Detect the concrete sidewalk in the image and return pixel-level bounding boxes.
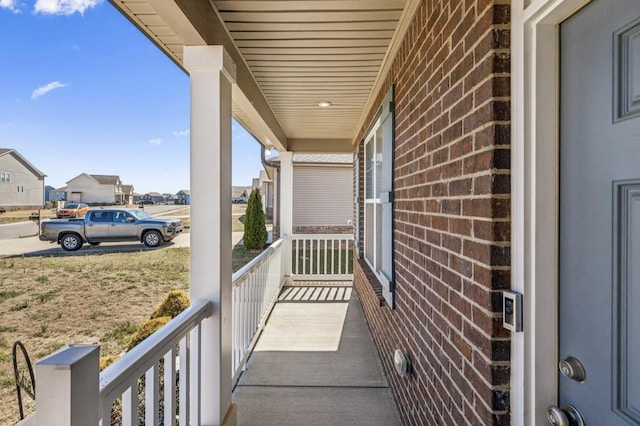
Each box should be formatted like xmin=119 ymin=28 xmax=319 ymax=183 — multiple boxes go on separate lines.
xmin=233 ymin=284 xmax=402 ymax=426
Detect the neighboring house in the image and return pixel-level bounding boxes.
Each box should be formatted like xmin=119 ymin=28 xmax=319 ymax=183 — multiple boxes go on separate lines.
xmin=176 ymin=189 xmax=190 ymax=205
xmin=140 ymin=192 xmax=165 ymax=204
xmin=231 ymin=186 xmax=250 ymax=203
xmin=44 ymin=185 xmax=54 ymax=202
xmin=65 ymin=174 xmax=124 ymax=205
xmin=132 ymin=193 xmax=142 ymax=204
xmin=121 ymin=185 xmax=134 ymax=205
xmin=49 ymin=186 xmax=67 ymax=202
xmin=163 ymin=193 xmax=176 ymax=204
xmin=0 ymin=148 xmax=46 ymax=208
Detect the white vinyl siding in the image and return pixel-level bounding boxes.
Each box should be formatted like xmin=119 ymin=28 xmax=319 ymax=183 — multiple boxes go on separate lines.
xmin=293 ymin=164 xmax=352 ymax=227
xmin=66 ymin=175 xmax=116 ymax=204
xmin=0 ymin=155 xmax=43 ymax=206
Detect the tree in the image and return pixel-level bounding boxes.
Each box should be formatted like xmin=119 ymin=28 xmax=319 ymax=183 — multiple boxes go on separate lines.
xmin=243 ymin=188 xmax=268 ymax=251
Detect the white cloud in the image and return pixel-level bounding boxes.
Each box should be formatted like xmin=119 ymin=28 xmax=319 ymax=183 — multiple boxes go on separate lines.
xmin=34 ymin=0 xmax=102 ymax=15
xmin=72 ymin=44 xmax=80 ymax=51
xmin=31 ymin=81 xmax=67 ymax=99
xmin=173 ymin=129 xmax=190 ymax=137
xmin=0 ymin=0 xmax=20 ymax=13
xmin=149 ymin=138 xmax=163 ymax=146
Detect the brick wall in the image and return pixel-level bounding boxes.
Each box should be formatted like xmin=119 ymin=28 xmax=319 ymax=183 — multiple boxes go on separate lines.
xmin=353 ymin=1 xmax=511 ymax=425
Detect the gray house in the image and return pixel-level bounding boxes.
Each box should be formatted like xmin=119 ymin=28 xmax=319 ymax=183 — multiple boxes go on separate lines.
xmin=176 ymin=189 xmax=190 ymax=205
xmin=0 ymin=148 xmax=46 ymax=208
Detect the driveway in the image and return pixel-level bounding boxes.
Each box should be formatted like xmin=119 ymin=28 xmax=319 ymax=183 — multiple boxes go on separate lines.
xmin=0 ymin=232 xmax=245 ymax=257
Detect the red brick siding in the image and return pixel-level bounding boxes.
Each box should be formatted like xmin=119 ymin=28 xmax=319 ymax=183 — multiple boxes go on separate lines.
xmin=353 ymin=1 xmax=510 ymax=425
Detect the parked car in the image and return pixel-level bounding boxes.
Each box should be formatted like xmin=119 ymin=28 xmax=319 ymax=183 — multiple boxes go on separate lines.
xmin=56 ymin=203 xmax=89 ymax=218
xmin=40 ymin=208 xmax=183 ymax=251
xmin=139 ymin=200 xmax=155 ymax=205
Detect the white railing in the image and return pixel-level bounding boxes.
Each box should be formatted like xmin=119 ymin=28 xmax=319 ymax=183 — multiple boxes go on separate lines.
xmin=98 ymin=299 xmax=213 ymax=426
xmin=25 ymin=300 xmax=212 ymax=426
xmin=231 ymin=237 xmax=285 ymax=384
xmin=291 ymin=234 xmax=353 ymax=281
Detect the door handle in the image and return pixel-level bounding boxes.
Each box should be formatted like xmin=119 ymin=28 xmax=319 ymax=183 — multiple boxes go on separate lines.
xmin=547 ymin=404 xmax=585 ymax=426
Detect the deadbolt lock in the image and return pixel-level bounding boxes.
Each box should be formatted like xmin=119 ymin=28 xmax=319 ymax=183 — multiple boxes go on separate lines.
xmin=559 ymin=356 xmax=586 ymax=382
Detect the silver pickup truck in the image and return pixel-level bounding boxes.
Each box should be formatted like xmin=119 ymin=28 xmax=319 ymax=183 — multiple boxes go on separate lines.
xmin=39 ymin=208 xmax=183 ymax=251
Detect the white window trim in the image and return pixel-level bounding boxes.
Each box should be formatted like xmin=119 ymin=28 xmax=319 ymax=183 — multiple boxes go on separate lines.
xmin=363 ymin=116 xmax=383 ymax=280
xmin=362 ymin=86 xmax=395 ymax=307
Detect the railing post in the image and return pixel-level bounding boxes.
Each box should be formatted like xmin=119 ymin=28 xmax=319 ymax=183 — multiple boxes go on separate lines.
xmin=35 ymin=345 xmax=99 ymax=426
xmin=279 ymin=151 xmax=293 ymax=281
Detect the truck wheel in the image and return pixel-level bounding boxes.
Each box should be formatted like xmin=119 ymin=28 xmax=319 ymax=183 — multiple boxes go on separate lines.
xmin=60 ymin=234 xmax=83 ymax=251
xmin=143 ymin=230 xmax=162 ymax=248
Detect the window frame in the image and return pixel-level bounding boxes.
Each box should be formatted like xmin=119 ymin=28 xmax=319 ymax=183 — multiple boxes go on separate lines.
xmin=362 ymin=86 xmax=395 ymax=307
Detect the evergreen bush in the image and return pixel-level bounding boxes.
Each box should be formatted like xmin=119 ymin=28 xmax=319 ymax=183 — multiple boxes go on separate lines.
xmin=243 ymin=188 xmax=268 ymax=251
xmin=151 ymin=289 xmax=190 ymax=319
xmin=127 ymin=316 xmax=171 ymax=350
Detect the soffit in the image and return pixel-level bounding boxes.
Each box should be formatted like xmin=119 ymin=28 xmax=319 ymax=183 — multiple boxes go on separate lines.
xmin=109 ymin=0 xmax=417 ymax=152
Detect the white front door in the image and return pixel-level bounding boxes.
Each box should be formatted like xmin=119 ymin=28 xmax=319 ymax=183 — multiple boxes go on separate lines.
xmin=559 ymin=0 xmax=640 ymax=424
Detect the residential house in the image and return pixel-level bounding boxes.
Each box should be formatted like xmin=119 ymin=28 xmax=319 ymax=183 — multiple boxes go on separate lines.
xmin=49 ymin=186 xmax=67 ymax=202
xmin=29 ymin=0 xmax=631 ymax=425
xmin=121 ymin=184 xmax=134 ymax=205
xmin=139 ymin=192 xmax=165 ymax=204
xmin=65 ymin=174 xmax=125 ymax=205
xmin=44 ymin=185 xmax=54 ymax=202
xmin=176 ymin=189 xmax=190 ymax=205
xmin=0 ymin=148 xmax=46 ymax=208
xmin=163 ymin=193 xmax=176 ymax=204
xmin=231 ymin=186 xmax=250 ymax=203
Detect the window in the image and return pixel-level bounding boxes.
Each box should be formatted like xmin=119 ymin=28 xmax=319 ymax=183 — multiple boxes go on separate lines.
xmin=16 ymin=186 xmax=24 ymax=192
xmin=363 ymin=86 xmax=395 ymax=307
xmin=0 ymin=171 xmax=10 ymax=183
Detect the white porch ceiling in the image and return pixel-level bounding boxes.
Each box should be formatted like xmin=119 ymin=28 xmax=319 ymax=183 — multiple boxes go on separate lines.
xmin=110 ymin=0 xmax=420 ymax=152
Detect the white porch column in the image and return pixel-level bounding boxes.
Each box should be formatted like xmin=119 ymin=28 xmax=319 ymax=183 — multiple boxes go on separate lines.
xmin=279 ymin=151 xmax=293 ymax=278
xmin=184 ymin=45 xmax=236 ymax=426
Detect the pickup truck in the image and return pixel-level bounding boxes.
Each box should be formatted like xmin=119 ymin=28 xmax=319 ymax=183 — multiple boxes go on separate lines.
xmin=39 ymin=208 xmax=183 ymax=251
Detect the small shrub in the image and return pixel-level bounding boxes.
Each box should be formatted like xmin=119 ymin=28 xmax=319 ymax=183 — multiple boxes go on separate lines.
xmin=243 ymin=188 xmax=268 ymax=251
xmin=127 ymin=316 xmax=171 ymax=351
xmin=100 ymin=354 xmax=121 ymax=371
xmin=36 ymin=275 xmax=49 ymax=284
xmin=151 ymin=290 xmax=189 ymax=319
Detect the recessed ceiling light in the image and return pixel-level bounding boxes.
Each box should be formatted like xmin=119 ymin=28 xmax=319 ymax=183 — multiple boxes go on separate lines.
xmin=318 ymin=101 xmax=331 ymax=108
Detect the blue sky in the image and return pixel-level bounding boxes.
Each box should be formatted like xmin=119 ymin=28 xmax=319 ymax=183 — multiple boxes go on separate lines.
xmin=0 ymin=0 xmax=264 ymax=194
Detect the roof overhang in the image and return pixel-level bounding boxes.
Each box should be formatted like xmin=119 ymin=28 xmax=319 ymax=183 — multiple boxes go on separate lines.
xmin=109 ymin=0 xmax=421 ymax=153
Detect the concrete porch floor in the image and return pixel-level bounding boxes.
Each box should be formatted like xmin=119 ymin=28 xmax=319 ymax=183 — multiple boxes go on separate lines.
xmin=233 ymin=283 xmax=402 ymax=426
